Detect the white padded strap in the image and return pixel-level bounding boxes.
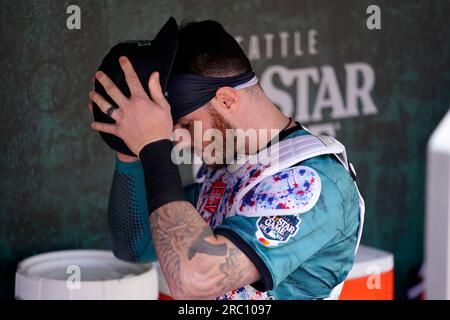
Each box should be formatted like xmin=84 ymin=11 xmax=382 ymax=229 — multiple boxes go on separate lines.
xmin=231 ymin=134 xmax=346 ymax=217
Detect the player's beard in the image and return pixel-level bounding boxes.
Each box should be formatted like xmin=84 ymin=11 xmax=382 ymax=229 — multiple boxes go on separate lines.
xmin=203 ymin=107 xmax=237 ymax=170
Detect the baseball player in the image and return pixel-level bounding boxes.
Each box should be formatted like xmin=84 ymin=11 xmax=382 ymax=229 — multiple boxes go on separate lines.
xmin=89 ymin=19 xmax=364 ymax=300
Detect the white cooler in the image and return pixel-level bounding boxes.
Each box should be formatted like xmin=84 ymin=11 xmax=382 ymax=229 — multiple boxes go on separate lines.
xmin=15 ymin=250 xmax=158 ymax=300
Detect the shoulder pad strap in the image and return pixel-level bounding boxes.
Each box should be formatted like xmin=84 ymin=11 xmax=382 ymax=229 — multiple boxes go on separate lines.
xmin=232 ymin=134 xmax=352 ymax=217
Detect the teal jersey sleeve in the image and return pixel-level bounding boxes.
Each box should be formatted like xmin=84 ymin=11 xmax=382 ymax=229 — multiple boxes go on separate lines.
xmin=214 ymin=154 xmax=360 ymax=299
xmin=108 ymin=157 xmax=202 ymax=263
xmin=108 ymin=159 xmax=156 ymax=263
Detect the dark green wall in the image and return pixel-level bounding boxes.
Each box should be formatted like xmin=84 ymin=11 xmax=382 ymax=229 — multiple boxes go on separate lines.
xmin=1 ymin=0 xmax=449 ymax=299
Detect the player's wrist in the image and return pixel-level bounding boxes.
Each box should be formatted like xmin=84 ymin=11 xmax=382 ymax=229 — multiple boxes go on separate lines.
xmin=139 ymin=139 xmax=186 ymax=215
xmin=116 ymin=152 xmax=139 ymax=163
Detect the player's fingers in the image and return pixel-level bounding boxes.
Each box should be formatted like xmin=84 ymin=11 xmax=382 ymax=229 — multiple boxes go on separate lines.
xmin=95 ymin=71 xmax=128 ymax=107
xmin=148 ymin=71 xmax=169 ymax=108
xmin=91 ymin=122 xmax=117 ymax=135
xmin=119 ymin=56 xmax=146 ymax=96
xmin=89 ymin=90 xmax=122 ymax=121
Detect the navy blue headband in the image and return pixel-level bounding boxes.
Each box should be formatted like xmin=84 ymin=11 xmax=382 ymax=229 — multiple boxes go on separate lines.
xmin=167 ymin=71 xmax=257 ymax=121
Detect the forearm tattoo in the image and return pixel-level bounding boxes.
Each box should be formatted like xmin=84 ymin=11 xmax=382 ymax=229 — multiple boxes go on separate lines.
xmin=150 ymin=201 xmax=259 ymax=299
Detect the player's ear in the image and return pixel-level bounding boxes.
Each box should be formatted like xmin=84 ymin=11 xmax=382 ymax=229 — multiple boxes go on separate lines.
xmin=213 ymin=87 xmax=239 ymax=112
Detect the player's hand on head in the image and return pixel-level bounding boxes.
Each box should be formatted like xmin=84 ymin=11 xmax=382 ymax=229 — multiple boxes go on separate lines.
xmin=88 ymin=97 xmax=139 ymax=162
xmin=89 ymin=56 xmax=174 ymax=156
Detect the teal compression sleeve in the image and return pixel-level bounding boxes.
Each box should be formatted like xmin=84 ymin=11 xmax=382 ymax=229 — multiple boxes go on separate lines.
xmin=107 ymin=158 xmax=157 ymax=263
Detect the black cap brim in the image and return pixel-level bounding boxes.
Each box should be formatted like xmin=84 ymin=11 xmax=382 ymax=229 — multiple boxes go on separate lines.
xmin=92 ymin=17 xmax=178 ymax=157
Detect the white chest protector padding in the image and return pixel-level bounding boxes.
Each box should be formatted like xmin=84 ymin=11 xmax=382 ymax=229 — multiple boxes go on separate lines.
xmin=230 ymin=134 xmax=345 ymax=217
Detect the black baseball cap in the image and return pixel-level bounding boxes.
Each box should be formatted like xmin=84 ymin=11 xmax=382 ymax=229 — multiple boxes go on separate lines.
xmin=92 ymin=17 xmax=178 ymax=156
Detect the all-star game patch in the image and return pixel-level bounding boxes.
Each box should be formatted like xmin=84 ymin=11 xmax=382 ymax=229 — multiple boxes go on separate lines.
xmin=255 ymin=215 xmax=301 ymax=247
